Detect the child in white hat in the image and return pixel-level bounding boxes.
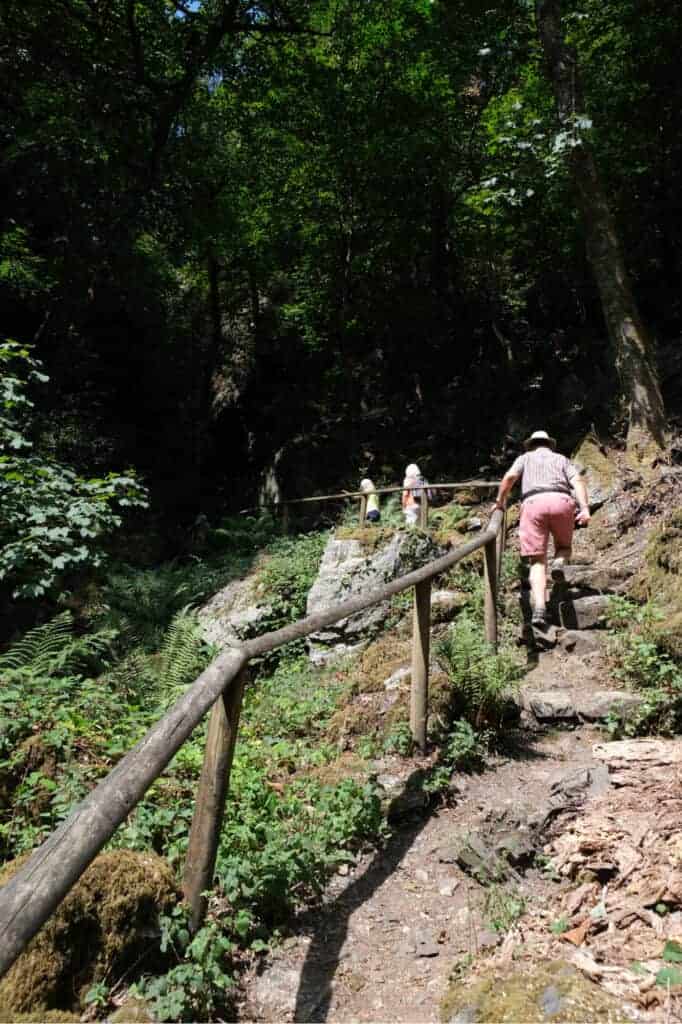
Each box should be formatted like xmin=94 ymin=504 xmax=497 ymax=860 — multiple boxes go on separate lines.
xmin=402 ymin=463 xmax=422 ymax=525
xmin=360 ymin=479 xmax=380 ymax=523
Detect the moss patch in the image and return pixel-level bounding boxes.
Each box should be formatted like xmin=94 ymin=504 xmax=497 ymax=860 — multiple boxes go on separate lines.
xmin=335 ymin=525 xmax=397 ymax=553
xmin=452 ymin=489 xmax=483 ymax=507
xmin=641 ymin=508 xmax=682 ymax=657
xmin=307 ymin=751 xmax=369 ymax=786
xmin=109 ymin=996 xmax=156 ymax=1022
xmin=0 ymin=850 xmax=178 ymax=1016
xmin=440 ymin=959 xmax=632 ymax=1023
xmin=572 ymin=437 xmax=619 ymax=505
xmin=0 ymin=1012 xmax=80 ymax=1023
xmin=352 ymin=634 xmax=413 ymax=693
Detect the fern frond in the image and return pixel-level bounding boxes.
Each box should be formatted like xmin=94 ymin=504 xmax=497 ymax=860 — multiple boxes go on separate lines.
xmin=0 ymin=611 xmax=74 ymax=673
xmin=158 ymin=610 xmax=210 ymax=695
xmin=0 ymin=611 xmax=115 ymax=677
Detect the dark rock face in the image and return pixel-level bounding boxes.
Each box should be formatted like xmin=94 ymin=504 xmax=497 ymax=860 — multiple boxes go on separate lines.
xmin=571 ymin=438 xmax=620 ymax=509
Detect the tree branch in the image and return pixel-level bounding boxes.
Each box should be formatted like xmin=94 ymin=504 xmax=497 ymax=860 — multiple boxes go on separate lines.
xmin=126 ymin=0 xmax=146 ymax=84
xmin=232 ymin=22 xmax=330 ymax=36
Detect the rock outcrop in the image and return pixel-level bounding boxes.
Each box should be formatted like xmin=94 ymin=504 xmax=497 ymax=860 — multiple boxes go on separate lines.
xmin=306 ymin=531 xmax=444 ymax=665
xmin=198 ymin=574 xmax=273 ymax=648
xmin=571 ymin=437 xmax=620 ymax=509
xmin=441 ymin=960 xmax=634 ymax=1023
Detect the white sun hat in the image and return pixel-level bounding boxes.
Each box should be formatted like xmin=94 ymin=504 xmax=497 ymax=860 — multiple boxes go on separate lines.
xmin=405 ymin=463 xmax=421 ymax=477
xmin=524 ymin=430 xmax=557 ymax=450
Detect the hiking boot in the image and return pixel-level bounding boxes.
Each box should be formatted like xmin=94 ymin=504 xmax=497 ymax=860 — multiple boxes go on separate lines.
xmin=550 ymin=557 xmax=567 ymax=582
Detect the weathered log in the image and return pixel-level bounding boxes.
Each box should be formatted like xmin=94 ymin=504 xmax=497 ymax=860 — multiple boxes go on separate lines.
xmin=484 ymin=537 xmax=498 ymax=650
xmin=411 ymin=580 xmax=432 ymax=750
xmin=183 ymin=668 xmax=249 ymax=931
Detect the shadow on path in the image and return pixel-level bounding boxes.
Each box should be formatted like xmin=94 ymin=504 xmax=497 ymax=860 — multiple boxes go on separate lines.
xmin=293 ymin=806 xmax=430 ymax=1022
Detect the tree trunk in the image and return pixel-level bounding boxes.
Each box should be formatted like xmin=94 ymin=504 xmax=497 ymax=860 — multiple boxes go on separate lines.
xmin=535 ymin=0 xmax=667 ymax=459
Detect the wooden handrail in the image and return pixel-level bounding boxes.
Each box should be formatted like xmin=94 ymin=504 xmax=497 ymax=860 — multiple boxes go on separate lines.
xmin=241 ymin=480 xmax=500 ymax=513
xmin=0 ymin=509 xmax=505 ymax=979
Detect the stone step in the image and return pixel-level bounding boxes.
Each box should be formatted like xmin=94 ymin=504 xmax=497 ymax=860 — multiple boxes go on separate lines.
xmin=558 ymin=594 xmax=611 ymax=629
xmin=521 ymin=688 xmax=642 ymax=723
xmin=520 ymin=623 xmax=603 ymax=653
xmin=558 ymin=629 xmax=602 ymax=655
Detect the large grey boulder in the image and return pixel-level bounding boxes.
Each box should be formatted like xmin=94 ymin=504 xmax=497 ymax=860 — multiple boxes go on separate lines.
xmin=198 ymin=575 xmax=273 ymax=648
xmin=306 ymin=531 xmax=444 ymax=665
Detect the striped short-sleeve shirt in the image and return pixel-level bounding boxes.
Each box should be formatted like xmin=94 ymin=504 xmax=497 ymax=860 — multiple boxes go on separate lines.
xmin=508 ymin=447 xmax=579 ymax=499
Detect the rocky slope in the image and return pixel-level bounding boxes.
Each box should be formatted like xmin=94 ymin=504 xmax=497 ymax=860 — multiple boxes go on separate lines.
xmin=235 ymin=448 xmax=682 ymax=1023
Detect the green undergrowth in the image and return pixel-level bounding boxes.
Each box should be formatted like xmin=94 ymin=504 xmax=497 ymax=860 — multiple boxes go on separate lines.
xmin=250 ymin=531 xmax=328 ymax=663
xmin=0 ymin=525 xmax=377 ymax=1020
xmin=605 ymin=595 xmax=682 ymax=737
xmin=0 ymin=520 xmax=524 ymax=1021
xmin=86 ymin=512 xmax=281 ymax=652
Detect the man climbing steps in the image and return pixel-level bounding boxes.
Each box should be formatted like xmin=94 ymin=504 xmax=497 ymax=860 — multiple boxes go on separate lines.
xmin=495 ymin=430 xmax=591 ymax=632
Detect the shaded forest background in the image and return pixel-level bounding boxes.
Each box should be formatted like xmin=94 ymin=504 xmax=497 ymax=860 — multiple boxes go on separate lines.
xmin=2 ymin=0 xmax=681 ymax=537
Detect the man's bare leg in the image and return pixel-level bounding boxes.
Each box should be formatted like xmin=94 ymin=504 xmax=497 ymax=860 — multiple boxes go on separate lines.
xmin=529 ymin=555 xmax=548 ymax=623
xmin=551 ymin=545 xmax=572 ymax=580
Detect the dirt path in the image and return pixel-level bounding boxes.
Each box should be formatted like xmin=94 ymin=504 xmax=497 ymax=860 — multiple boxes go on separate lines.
xmin=241 ymin=720 xmax=606 ymax=1023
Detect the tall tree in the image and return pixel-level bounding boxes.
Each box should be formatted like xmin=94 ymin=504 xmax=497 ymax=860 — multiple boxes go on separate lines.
xmin=535 ymin=0 xmax=667 ymax=459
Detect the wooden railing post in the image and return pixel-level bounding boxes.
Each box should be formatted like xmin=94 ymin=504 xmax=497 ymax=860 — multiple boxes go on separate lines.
xmin=359 ymin=495 xmax=367 ymax=523
xmin=496 ymin=507 xmax=507 ymax=580
xmin=410 ymin=579 xmax=431 ymax=751
xmin=419 ymin=490 xmax=429 ymax=529
xmin=484 ymin=538 xmax=498 ymax=651
xmin=183 ymin=667 xmax=249 ymax=932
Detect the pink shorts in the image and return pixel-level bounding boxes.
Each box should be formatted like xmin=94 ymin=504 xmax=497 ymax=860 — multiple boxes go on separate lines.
xmin=519 ymin=493 xmax=576 ymax=557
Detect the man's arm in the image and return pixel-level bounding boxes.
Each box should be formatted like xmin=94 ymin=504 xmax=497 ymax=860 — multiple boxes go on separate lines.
xmin=495 ymin=471 xmax=520 ymax=510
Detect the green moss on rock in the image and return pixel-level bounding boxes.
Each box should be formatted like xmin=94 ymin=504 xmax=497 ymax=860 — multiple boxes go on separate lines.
xmin=353 ymin=634 xmax=413 ymax=693
xmin=335 ymin=525 xmax=397 ymax=553
xmin=643 ymin=508 xmax=682 ymax=657
xmin=0 ymin=850 xmax=178 ymax=1016
xmin=571 ymin=438 xmax=619 ymax=508
xmin=109 ymin=996 xmax=156 ymax=1022
xmin=0 ymin=1012 xmax=80 ymax=1023
xmin=440 ymin=960 xmax=632 ymax=1023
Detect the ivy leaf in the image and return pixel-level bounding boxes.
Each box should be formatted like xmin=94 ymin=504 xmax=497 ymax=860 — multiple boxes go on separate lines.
xmin=655 ymin=966 xmax=682 ymax=987
xmin=662 ymin=941 xmax=682 ymax=963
